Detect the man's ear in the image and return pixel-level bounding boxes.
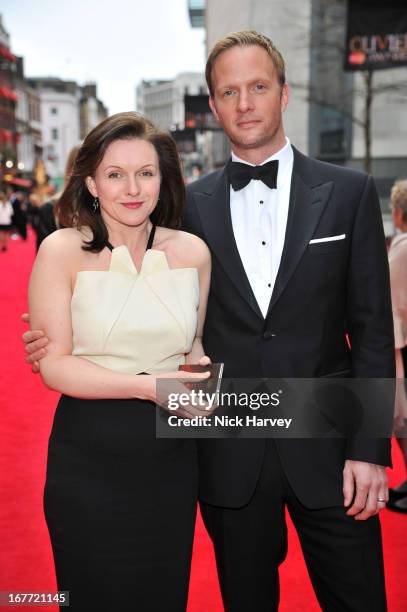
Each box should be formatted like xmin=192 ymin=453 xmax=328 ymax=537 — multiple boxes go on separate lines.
xmin=209 ymin=96 xmax=220 ymax=123
xmin=280 ymin=83 xmax=289 ymax=113
xmin=85 ymin=176 xmax=97 ymax=198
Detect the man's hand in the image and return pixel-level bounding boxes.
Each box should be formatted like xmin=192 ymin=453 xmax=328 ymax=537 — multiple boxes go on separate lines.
xmin=21 ymin=312 xmax=48 ymax=373
xmin=343 ymin=459 xmax=388 ymax=520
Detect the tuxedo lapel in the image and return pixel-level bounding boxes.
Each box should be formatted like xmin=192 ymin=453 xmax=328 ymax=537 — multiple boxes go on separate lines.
xmin=193 ymin=168 xmax=263 ymax=319
xmin=266 ymin=152 xmax=334 ymax=317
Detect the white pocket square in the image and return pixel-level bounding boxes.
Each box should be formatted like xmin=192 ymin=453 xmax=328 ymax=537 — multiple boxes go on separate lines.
xmin=309 ymin=234 xmax=346 ymax=244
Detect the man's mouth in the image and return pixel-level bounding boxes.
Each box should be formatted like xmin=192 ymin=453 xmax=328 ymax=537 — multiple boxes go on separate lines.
xmin=237 ymin=119 xmax=260 ymax=128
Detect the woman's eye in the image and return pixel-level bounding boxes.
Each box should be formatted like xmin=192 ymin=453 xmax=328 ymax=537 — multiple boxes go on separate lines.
xmin=140 ymin=170 xmax=153 ymax=176
xmin=108 ymin=172 xmax=121 ymax=179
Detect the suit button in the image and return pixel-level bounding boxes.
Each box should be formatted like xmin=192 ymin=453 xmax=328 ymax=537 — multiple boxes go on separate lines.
xmin=263 ymin=331 xmax=275 ymax=340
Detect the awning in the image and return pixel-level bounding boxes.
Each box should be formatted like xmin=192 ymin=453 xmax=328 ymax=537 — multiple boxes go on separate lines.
xmin=0 ymin=129 xmax=13 ymax=142
xmin=0 ymin=45 xmax=17 ymax=62
xmin=0 ymin=86 xmax=18 ymax=102
xmin=2 ymin=176 xmax=32 ymax=188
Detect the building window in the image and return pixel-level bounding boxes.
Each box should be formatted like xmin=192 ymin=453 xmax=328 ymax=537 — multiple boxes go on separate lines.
xmin=51 ymin=128 xmax=59 ymax=140
xmin=319 ymin=108 xmax=346 ymax=157
xmin=51 ymin=107 xmax=58 ymax=115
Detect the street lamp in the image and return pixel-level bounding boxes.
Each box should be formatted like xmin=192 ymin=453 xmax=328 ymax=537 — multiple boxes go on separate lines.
xmin=5 ymin=160 xmax=14 ymax=168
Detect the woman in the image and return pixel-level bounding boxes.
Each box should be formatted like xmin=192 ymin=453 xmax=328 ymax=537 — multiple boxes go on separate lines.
xmin=28 ymin=112 xmax=211 ymax=610
xmin=388 ymin=179 xmax=407 ymax=514
xmin=0 ymin=191 xmax=13 ymax=251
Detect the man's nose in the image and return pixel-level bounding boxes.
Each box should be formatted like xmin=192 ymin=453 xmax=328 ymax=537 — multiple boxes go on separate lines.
xmin=237 ymin=90 xmax=254 ymax=113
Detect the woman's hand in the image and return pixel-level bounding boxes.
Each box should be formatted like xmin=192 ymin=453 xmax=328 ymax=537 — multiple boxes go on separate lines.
xmin=197 ymin=355 xmax=212 ymax=366
xmin=140 ymin=369 xmax=213 ymax=418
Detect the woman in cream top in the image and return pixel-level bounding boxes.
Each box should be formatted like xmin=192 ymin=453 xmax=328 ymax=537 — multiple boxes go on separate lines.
xmin=28 ymin=113 xmax=212 ymax=611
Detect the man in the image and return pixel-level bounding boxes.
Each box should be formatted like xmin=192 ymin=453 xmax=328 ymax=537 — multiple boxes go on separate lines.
xmin=25 ymin=31 xmax=394 ymax=611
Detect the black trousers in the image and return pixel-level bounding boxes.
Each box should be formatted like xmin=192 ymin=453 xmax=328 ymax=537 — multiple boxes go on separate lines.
xmin=45 ymin=396 xmax=198 ymax=612
xmin=201 ymin=440 xmax=386 ymax=612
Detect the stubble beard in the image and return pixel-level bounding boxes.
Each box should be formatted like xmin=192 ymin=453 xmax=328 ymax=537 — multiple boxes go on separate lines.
xmin=229 ymin=120 xmax=282 ymax=153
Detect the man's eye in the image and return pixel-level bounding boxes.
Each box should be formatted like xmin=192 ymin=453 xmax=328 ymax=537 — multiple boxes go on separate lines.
xmin=254 ymin=83 xmax=266 ymax=91
xmin=223 ymin=90 xmax=234 ymax=97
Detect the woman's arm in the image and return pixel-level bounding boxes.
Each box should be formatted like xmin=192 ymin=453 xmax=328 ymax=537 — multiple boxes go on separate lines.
xmin=28 ymin=232 xmax=157 ymax=400
xmin=184 ymin=235 xmax=212 ymax=365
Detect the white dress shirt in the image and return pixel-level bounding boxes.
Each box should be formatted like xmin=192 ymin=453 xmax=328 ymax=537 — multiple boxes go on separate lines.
xmin=230 ymin=137 xmax=294 ymax=317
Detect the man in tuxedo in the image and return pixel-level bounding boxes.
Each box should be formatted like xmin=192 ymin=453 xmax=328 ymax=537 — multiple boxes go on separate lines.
xmin=182 ymin=31 xmax=394 ymax=611
xmin=24 ymin=31 xmax=394 ymax=612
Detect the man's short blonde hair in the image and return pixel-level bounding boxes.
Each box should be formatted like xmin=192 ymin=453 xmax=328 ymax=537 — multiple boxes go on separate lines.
xmin=205 ymin=30 xmax=286 ymax=97
xmin=391 ymin=179 xmax=407 ymax=222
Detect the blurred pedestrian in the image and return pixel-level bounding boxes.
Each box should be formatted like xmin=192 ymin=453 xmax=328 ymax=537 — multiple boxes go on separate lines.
xmin=35 ymin=146 xmax=80 ymax=250
xmin=10 ymin=189 xmax=28 ymax=240
xmin=388 ymin=179 xmax=407 ymax=514
xmin=27 ymin=193 xmax=42 ymax=238
xmin=0 ymin=191 xmax=13 ymax=251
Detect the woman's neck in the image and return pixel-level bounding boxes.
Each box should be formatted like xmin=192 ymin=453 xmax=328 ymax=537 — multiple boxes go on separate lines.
xmin=104 ymin=218 xmax=152 ymax=252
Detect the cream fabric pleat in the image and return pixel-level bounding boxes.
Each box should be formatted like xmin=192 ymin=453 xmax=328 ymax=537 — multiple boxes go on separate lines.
xmin=71 ymin=248 xmax=199 ymax=374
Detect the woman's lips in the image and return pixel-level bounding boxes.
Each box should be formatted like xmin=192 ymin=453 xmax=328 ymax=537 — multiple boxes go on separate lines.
xmin=122 ymin=202 xmax=143 ymax=209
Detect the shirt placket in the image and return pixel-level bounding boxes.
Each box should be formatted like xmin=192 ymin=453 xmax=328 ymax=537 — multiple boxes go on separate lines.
xmin=253 ymin=181 xmax=269 ymax=312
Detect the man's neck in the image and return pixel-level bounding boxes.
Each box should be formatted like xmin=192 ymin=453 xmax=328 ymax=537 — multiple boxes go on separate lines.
xmin=231 ymin=135 xmax=288 ymax=166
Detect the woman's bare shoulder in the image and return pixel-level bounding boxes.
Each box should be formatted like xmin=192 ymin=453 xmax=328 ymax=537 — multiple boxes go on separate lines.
xmin=158 ymin=227 xmax=211 ymax=267
xmin=36 ymin=228 xmax=89 ymax=265
xmin=40 ymin=227 xmax=91 ymax=250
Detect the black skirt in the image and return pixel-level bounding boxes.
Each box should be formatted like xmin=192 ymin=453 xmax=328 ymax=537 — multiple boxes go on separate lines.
xmin=44 ymin=395 xmax=198 ymax=612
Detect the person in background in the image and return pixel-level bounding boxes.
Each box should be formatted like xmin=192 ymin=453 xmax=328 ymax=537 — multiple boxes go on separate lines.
xmin=388 ymin=178 xmax=407 ymax=514
xmin=27 ymin=192 xmax=42 ymax=240
xmin=35 ymin=146 xmax=81 ymax=250
xmin=0 ymin=191 xmax=14 ymax=251
xmin=9 ymin=189 xmax=28 ymax=240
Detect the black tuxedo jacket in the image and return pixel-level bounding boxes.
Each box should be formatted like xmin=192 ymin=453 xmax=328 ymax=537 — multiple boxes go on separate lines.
xmin=184 ymin=147 xmax=395 ymax=509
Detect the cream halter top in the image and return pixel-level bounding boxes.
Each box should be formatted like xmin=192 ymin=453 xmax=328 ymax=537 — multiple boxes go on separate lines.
xmin=71 ymin=227 xmax=199 ymax=375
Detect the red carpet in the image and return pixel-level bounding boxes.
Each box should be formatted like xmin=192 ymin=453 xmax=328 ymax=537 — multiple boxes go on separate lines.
xmin=0 ymin=231 xmax=405 ymax=611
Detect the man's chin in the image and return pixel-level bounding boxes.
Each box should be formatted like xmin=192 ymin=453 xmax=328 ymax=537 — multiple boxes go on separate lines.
xmin=231 ymin=135 xmax=268 ymax=150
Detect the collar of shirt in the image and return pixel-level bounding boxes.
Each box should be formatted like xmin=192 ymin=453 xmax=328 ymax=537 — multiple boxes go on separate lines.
xmin=231 ymin=137 xmax=293 ymax=190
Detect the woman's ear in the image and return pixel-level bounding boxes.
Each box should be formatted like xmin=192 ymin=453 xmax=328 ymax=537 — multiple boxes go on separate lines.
xmin=85 ymin=176 xmax=97 ymax=198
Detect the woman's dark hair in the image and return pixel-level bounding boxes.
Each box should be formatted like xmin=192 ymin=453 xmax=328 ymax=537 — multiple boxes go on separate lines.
xmin=56 ymin=112 xmax=185 ymax=252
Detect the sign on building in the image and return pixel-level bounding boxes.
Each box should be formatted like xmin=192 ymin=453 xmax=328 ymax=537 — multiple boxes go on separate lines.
xmin=345 ymin=0 xmax=407 ymax=71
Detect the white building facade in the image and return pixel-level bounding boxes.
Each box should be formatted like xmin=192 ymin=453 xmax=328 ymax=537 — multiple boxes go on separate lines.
xmin=136 ymin=72 xmax=207 ymax=131
xmin=27 ymin=79 xmax=81 ymax=180
xmin=39 ymin=89 xmax=81 ymax=179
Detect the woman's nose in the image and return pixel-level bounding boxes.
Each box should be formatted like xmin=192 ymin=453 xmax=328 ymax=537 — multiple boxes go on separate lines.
xmin=126 ymin=176 xmax=141 ymax=195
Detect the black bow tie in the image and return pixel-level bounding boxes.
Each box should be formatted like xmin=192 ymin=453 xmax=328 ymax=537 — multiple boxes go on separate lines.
xmin=227 ymin=159 xmax=279 ymax=191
